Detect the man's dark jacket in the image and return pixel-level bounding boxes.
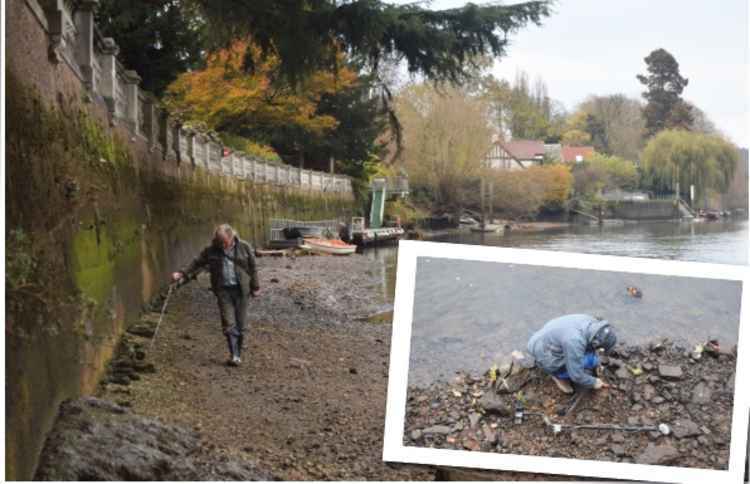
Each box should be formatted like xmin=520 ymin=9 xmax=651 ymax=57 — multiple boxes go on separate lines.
xmin=181 ymin=236 xmax=260 ymax=294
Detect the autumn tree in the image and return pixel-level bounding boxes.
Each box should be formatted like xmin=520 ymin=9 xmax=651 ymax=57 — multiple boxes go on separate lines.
xmin=637 ymin=48 xmax=693 ymax=138
xmin=483 ymin=71 xmax=565 ymax=142
xmin=491 ymin=165 xmax=573 ymax=218
xmin=396 ymin=84 xmax=492 ymax=213
xmin=164 ymin=41 xmax=374 ymax=171
xmin=560 ymin=111 xmax=591 ymax=146
xmin=576 ymin=94 xmax=645 ymax=161
xmin=641 ymin=130 xmax=738 ymax=204
xmin=527 ymin=164 xmax=574 ymax=211
xmin=491 ymin=170 xmax=546 ymax=219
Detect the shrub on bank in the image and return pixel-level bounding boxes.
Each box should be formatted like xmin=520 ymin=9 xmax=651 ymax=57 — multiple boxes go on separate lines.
xmin=385 ymin=199 xmax=428 ymax=229
xmin=490 ymin=165 xmax=573 ymax=219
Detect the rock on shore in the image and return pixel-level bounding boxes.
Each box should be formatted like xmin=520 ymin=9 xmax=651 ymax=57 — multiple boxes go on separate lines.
xmin=34 ymin=397 xmax=273 ymax=481
xmin=404 ymin=339 xmax=736 ymax=470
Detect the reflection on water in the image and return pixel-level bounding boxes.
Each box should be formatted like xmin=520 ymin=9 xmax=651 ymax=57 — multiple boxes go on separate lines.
xmin=432 ymin=219 xmax=749 ymax=266
xmin=364 ymin=219 xmax=749 ymax=305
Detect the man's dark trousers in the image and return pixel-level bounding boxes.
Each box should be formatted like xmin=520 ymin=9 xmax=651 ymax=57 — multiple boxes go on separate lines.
xmin=216 ymin=285 xmax=248 ymax=358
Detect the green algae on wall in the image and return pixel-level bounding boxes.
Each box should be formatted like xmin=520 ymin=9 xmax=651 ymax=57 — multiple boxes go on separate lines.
xmin=5 ymin=73 xmax=356 ymax=480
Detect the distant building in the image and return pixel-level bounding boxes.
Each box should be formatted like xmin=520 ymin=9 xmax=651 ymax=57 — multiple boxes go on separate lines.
xmin=485 ymin=139 xmax=597 ymax=169
xmin=601 ymin=189 xmax=650 ymax=201
xmin=560 ymin=146 xmax=595 ymax=163
xmin=484 ymin=139 xmax=545 ymax=170
xmin=544 ymin=143 xmax=561 ymax=161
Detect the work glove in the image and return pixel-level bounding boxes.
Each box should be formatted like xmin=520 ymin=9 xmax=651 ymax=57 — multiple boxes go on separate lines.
xmin=593 ymin=378 xmax=608 ymax=390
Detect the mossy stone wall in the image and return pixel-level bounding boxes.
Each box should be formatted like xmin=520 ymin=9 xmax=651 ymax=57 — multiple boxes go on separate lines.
xmin=5 ymin=64 xmax=355 ymax=482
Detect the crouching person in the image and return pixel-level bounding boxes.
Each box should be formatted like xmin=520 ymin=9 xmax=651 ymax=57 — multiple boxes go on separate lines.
xmin=172 ymin=224 xmax=260 ymax=366
xmin=527 ymin=314 xmax=617 ymax=394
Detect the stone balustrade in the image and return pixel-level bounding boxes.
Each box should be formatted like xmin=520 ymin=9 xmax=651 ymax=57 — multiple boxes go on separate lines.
xmin=37 ymin=0 xmax=353 ymax=193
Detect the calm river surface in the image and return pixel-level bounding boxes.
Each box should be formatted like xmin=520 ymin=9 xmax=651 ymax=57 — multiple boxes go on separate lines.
xmin=362 ymin=219 xmax=748 ymax=386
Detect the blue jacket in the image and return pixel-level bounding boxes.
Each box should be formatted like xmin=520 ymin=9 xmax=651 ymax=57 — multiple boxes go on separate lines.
xmin=527 ymin=314 xmax=609 ymax=388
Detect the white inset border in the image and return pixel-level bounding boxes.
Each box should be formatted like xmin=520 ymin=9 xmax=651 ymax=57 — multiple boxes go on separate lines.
xmin=383 ymin=240 xmax=749 ymax=484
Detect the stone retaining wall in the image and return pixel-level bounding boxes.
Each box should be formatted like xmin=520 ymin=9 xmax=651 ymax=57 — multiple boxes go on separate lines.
xmin=6 ymin=1 xmax=357 ymax=479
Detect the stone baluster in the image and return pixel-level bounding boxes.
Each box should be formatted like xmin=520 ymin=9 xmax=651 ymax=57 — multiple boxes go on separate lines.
xmin=122 ymin=69 xmax=141 ymax=134
xmin=248 ymin=157 xmax=255 ymax=181
xmin=43 ymin=0 xmax=74 ymax=65
xmin=74 ymin=0 xmax=98 ymax=91
xmin=203 ymin=138 xmax=211 ymax=168
xmin=98 ymin=37 xmax=119 ymax=115
xmin=186 ymin=129 xmax=196 ymax=166
xmin=141 ymin=94 xmax=158 ymax=149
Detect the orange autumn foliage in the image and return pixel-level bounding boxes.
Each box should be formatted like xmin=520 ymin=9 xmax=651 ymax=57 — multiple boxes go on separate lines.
xmin=164 ymin=41 xmax=357 ymax=139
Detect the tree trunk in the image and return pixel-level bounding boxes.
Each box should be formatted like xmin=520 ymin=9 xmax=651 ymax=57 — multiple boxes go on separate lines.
xmin=480 ymin=177 xmax=486 ymax=227
xmin=488 ymin=179 xmax=494 ymax=224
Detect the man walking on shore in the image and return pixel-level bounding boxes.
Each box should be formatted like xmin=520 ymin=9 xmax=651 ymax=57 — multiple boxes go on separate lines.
xmin=527 ymin=314 xmax=617 ymax=394
xmin=172 ymin=224 xmax=260 ymax=366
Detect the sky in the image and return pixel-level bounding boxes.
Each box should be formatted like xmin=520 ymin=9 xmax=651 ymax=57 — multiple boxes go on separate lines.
xmin=390 ymin=0 xmax=749 ymax=146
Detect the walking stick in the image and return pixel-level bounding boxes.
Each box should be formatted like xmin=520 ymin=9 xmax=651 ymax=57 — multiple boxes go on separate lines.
xmin=149 ymin=282 xmax=176 ymax=351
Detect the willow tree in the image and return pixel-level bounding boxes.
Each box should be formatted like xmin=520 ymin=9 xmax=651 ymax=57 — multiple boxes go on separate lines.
xmin=641 ymin=130 xmax=738 ymax=204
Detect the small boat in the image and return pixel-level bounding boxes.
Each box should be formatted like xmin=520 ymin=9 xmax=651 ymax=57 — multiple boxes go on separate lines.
xmin=470 ymin=224 xmax=502 ymax=233
xmin=459 ymin=215 xmax=479 ymax=225
xmin=267 ymin=237 xmax=305 ymax=250
xmin=302 ymin=238 xmax=357 ymax=255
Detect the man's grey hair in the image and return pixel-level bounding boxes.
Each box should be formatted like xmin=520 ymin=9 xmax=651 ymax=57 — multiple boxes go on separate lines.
xmin=213 ymin=223 xmax=236 ymax=242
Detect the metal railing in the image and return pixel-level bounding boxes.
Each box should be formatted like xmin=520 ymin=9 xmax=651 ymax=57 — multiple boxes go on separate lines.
xmin=268 ymin=218 xmax=343 ymax=241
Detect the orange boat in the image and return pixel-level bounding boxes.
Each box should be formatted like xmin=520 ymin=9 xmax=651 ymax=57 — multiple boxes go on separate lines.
xmin=302 ymin=238 xmax=357 ymax=255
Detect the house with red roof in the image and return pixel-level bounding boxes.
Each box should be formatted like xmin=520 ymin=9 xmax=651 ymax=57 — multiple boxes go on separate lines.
xmin=484 ymin=139 xmax=545 ymax=170
xmin=484 ymin=138 xmax=597 ymax=169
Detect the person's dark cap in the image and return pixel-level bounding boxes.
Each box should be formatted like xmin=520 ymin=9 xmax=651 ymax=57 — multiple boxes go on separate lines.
xmin=592 ymin=324 xmax=617 ymax=353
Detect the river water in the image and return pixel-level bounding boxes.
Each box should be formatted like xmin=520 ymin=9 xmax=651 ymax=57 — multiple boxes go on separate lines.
xmin=361 ymin=219 xmax=748 ymax=386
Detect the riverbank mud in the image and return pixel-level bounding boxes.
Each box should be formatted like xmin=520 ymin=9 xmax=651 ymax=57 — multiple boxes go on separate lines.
xmin=404 ymin=340 xmax=737 ymax=471
xmin=34 ymin=254 xmax=430 ymax=480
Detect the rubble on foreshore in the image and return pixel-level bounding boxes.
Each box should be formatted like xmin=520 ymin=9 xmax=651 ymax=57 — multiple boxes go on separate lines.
xmin=404 ymin=339 xmax=736 ymax=470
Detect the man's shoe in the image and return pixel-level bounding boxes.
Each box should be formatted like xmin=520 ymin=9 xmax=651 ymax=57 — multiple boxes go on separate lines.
xmin=551 ymin=376 xmax=574 ymax=394
xmin=227 ymin=356 xmax=241 ymax=367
